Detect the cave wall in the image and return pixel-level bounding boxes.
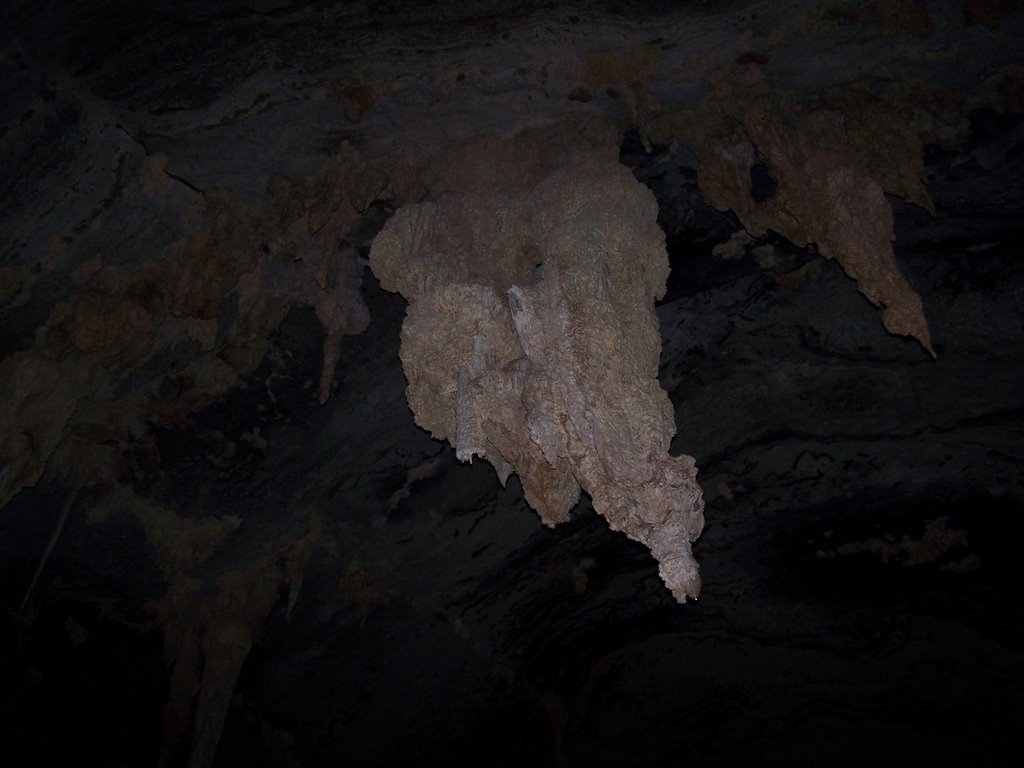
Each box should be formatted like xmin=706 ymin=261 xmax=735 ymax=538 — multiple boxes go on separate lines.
xmin=1 ymin=1 xmax=1023 ymax=766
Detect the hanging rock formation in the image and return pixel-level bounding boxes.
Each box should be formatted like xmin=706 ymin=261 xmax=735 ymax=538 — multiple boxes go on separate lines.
xmin=654 ymin=70 xmax=940 ymax=356
xmin=2 ymin=2 xmax=1022 ymax=764
xmin=0 ymin=145 xmax=372 ymax=512
xmin=370 ymin=136 xmax=705 ymax=601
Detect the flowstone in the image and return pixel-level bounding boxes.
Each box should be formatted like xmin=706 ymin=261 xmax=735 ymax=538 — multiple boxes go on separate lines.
xmin=370 ymin=143 xmax=705 ymax=601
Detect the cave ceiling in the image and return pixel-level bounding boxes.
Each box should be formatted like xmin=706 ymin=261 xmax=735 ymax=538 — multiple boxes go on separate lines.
xmin=1 ymin=1 xmax=1023 ymax=766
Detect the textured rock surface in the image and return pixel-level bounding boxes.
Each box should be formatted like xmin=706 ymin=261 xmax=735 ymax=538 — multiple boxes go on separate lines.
xmin=371 ymin=136 xmax=705 ymax=600
xmin=0 ymin=145 xmax=372 ymax=511
xmin=1 ymin=1 xmax=1023 ymax=766
xmin=654 ymin=69 xmax=941 ymax=355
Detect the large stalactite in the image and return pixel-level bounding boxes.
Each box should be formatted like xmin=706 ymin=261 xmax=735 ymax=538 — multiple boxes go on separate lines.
xmin=370 ymin=133 xmax=705 ymax=601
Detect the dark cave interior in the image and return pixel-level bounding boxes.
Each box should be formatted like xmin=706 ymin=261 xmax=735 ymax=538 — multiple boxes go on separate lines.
xmin=2 ymin=1 xmax=1024 ymax=766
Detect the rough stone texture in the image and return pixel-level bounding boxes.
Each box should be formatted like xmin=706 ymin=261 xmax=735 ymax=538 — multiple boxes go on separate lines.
xmin=654 ymin=69 xmax=940 ymax=356
xmin=0 ymin=143 xmax=372 ymax=512
xmin=136 ymin=498 xmax=323 ymax=767
xmin=371 ymin=139 xmax=705 ymax=601
xmin=1 ymin=1 xmax=1023 ymax=765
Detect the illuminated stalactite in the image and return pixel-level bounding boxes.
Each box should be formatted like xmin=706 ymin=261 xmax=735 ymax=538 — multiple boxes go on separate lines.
xmin=370 ymin=141 xmax=705 ymax=601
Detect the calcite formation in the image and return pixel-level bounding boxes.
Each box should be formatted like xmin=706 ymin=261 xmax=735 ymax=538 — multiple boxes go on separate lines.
xmin=134 ymin=495 xmax=325 ymax=767
xmin=655 ymin=71 xmax=939 ymax=356
xmin=370 ymin=141 xmax=705 ymax=601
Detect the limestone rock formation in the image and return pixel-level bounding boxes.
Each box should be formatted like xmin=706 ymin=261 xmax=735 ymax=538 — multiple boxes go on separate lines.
xmin=655 ymin=70 xmax=940 ymax=356
xmin=2 ymin=2 xmax=1022 ymax=764
xmin=370 ymin=139 xmax=705 ymax=601
xmin=0 ymin=146 xmax=372 ymax=512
